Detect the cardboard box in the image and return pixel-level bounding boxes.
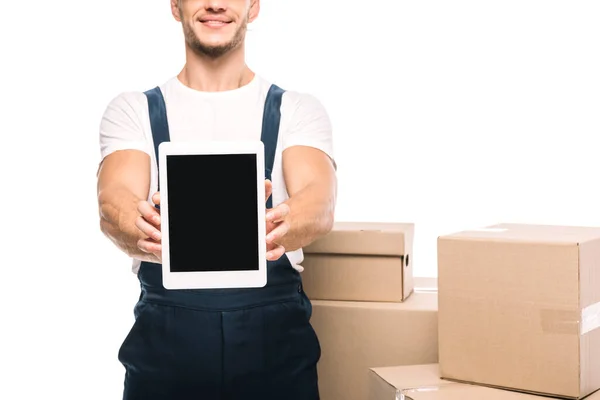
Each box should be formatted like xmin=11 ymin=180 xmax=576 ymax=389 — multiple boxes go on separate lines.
xmin=437 ymin=223 xmax=600 ymax=399
xmin=311 ymin=290 xmax=438 ymax=400
xmin=369 ymin=364 xmax=600 ymax=399
xmin=301 ymin=222 xmax=414 ymax=302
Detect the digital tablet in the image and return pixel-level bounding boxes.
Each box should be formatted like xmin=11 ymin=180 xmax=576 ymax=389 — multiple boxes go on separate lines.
xmin=158 ymin=140 xmax=267 ymax=290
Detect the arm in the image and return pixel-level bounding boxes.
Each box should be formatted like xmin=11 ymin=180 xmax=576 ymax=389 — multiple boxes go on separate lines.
xmin=264 ymin=92 xmax=337 ymax=253
xmin=96 ymin=91 xmax=159 ymax=262
xmin=269 ymin=145 xmax=337 ymax=252
xmin=97 ymin=149 xmax=157 ymax=262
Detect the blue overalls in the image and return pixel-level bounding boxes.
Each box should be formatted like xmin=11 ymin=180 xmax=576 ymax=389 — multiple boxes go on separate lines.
xmin=117 ymin=84 xmax=321 ymax=400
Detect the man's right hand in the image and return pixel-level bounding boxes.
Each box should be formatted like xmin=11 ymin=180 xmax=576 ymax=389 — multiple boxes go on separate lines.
xmin=136 ymin=192 xmax=162 ymax=263
xmin=264 ymin=179 xmax=288 ymax=261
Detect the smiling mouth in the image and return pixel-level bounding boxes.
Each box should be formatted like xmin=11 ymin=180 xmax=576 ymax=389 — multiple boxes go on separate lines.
xmin=199 ymin=18 xmax=232 ymax=27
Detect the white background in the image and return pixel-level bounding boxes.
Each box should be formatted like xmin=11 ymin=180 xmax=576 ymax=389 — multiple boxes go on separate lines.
xmin=2 ymin=0 xmax=599 ymax=398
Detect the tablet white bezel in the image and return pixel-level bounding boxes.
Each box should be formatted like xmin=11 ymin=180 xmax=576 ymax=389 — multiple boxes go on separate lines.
xmin=158 ymin=140 xmax=267 ymax=290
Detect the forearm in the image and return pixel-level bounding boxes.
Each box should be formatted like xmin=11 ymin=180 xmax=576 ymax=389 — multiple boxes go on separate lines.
xmin=98 ymin=186 xmax=152 ymax=261
xmin=276 ymin=182 xmax=335 ymax=252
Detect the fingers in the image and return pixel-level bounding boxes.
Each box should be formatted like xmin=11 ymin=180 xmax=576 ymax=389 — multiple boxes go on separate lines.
xmin=267 ymin=244 xmax=285 ymax=261
xmin=136 ymin=198 xmax=161 ymax=241
xmin=138 ymin=200 xmax=161 ymax=226
xmin=265 ymin=179 xmax=272 ymax=203
xmin=265 ymin=202 xmax=290 ymax=261
xmin=266 ymin=220 xmax=289 ymax=245
xmin=136 ymin=214 xmax=162 ymax=241
xmin=266 ymin=203 xmax=290 ymax=223
xmin=266 ymin=212 xmax=289 ymax=261
xmin=137 ymin=238 xmax=162 ymax=255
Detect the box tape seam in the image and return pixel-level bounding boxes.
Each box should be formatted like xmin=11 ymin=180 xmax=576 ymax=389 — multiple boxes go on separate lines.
xmin=540 ymin=308 xmax=580 ymax=335
xmin=581 ymin=301 xmax=600 ymax=335
xmin=540 ymin=301 xmax=600 ymax=335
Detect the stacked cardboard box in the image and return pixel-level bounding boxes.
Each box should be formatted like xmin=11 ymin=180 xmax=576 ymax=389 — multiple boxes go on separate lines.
xmin=301 ymin=222 xmax=439 ymax=400
xmin=436 ymin=223 xmax=600 ymax=399
xmin=368 ymin=223 xmax=600 ymax=400
xmin=302 ymin=221 xmax=415 ymax=302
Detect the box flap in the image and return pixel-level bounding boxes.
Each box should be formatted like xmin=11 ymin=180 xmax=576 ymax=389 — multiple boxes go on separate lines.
xmin=370 ymin=364 xmax=448 ymax=389
xmin=401 ymin=384 xmax=561 ymax=399
xmin=303 ymin=221 xmax=413 ymax=256
xmin=368 ymin=364 xmax=574 ymax=399
xmin=441 ymin=223 xmax=600 ymax=245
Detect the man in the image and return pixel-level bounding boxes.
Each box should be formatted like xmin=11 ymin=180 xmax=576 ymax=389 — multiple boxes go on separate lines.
xmin=96 ymin=0 xmax=337 ymax=399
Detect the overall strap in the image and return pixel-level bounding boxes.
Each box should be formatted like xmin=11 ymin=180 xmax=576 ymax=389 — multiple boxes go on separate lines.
xmin=143 ymin=84 xmax=285 ymax=206
xmin=260 ymin=84 xmax=285 ymax=209
xmin=144 ymin=86 xmax=171 ymax=192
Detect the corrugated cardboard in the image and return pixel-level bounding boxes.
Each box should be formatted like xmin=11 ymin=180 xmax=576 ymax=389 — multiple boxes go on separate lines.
xmin=311 ymin=290 xmax=438 ymax=400
xmin=368 ymin=364 xmax=600 ymax=400
xmin=437 ymin=223 xmax=600 ymax=399
xmin=301 ymin=222 xmax=414 ymax=302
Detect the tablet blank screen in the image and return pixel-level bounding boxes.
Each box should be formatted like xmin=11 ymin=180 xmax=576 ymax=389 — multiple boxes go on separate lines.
xmin=165 ymin=153 xmax=260 ymax=272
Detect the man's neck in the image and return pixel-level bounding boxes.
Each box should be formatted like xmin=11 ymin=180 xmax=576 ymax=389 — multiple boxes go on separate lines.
xmin=178 ymin=45 xmax=254 ymax=92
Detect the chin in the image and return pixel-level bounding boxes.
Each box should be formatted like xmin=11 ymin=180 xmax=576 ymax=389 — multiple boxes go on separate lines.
xmin=200 ymin=37 xmax=234 ymax=48
xmin=189 ymin=39 xmax=238 ymax=58
xmin=194 ymin=26 xmax=235 ymax=45
xmin=184 ymin=23 xmax=245 ymax=58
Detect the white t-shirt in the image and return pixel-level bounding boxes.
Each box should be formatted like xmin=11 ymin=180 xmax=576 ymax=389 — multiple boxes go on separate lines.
xmin=98 ymin=74 xmax=335 ymax=274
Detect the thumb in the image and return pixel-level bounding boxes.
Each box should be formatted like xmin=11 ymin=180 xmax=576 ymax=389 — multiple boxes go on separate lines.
xmin=265 ymin=179 xmax=272 ymax=202
xmin=152 ymin=192 xmax=160 ymax=206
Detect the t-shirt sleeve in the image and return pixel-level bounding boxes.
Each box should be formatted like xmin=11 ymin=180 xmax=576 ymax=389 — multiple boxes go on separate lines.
xmin=281 ymin=92 xmax=336 ymax=169
xmin=98 ymin=91 xmax=151 ymax=162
